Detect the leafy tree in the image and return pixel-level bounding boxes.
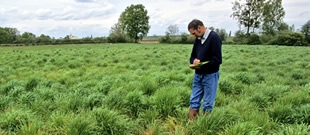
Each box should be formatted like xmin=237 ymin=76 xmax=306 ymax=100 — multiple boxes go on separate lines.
xmin=159 ymin=32 xmax=171 ymax=43
xmin=301 ymin=20 xmax=310 ymax=43
xmin=247 ymin=33 xmax=262 ymax=45
xmin=166 ymin=25 xmax=179 ymax=36
xmin=262 ymin=0 xmax=285 ymax=35
xmin=92 ymin=37 xmax=107 ymax=43
xmin=231 ymin=0 xmax=264 ymax=35
xmin=233 ymin=30 xmax=247 ymax=44
xmin=0 ymin=28 xmax=10 ymax=44
xmin=21 ymin=32 xmax=36 ymax=39
xmin=212 ymin=28 xmax=227 ymax=41
xmin=3 ymin=27 xmax=20 ymax=43
xmin=108 ymin=22 xmax=129 ymax=43
xmin=277 ymin=22 xmax=289 ymax=32
xmin=272 ymin=32 xmax=305 ymax=46
xmin=218 ymin=29 xmax=227 ymax=41
xmin=36 ymin=34 xmax=52 ymax=45
xmin=21 ymin=32 xmax=36 ymax=45
xmin=289 ymin=24 xmax=295 ymax=32
xmin=209 ymin=26 xmax=215 ymax=31
xmin=119 ymin=4 xmax=150 ymax=43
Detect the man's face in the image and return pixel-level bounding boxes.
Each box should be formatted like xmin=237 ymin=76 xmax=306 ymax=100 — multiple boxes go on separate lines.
xmin=189 ymin=26 xmax=203 ymax=38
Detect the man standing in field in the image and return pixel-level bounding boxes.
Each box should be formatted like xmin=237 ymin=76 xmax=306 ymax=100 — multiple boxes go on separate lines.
xmin=188 ymin=19 xmax=222 ymax=120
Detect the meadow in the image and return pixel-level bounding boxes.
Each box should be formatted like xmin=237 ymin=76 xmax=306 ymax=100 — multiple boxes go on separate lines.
xmin=0 ymin=44 xmax=310 ymax=134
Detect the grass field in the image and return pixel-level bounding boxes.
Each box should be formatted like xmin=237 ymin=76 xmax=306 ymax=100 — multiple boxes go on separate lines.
xmin=0 ymin=44 xmax=310 ymax=134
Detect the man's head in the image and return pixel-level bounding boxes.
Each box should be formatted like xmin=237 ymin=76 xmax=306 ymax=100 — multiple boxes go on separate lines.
xmin=188 ymin=19 xmax=206 ymax=38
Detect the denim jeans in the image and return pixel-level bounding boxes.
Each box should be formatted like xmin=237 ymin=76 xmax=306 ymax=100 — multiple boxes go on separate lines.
xmin=189 ymin=71 xmax=220 ymax=112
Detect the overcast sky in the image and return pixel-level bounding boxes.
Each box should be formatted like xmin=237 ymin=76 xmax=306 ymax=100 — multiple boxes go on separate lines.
xmin=0 ymin=0 xmax=309 ymax=38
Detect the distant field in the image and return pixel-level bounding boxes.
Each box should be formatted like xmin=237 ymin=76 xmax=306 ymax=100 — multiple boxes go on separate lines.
xmin=0 ymin=44 xmax=309 ymax=134
xmin=140 ymin=36 xmax=161 ymax=43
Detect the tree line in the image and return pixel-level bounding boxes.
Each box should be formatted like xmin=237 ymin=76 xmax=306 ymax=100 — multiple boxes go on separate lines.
xmin=229 ymin=0 xmax=309 ymax=46
xmin=160 ymin=0 xmax=309 ymax=46
xmin=0 ymin=1 xmax=309 ymax=46
xmin=0 ymin=28 xmax=109 ymax=46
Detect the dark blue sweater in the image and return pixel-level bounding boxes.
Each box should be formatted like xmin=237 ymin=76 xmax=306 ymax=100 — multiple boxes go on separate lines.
xmin=189 ymin=30 xmax=222 ymax=74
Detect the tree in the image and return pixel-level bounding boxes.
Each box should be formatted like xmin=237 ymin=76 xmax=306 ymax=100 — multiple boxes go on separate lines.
xmin=301 ymin=20 xmax=310 ymax=43
xmin=3 ymin=27 xmax=20 ymax=43
xmin=231 ymin=0 xmax=264 ymax=35
xmin=21 ymin=32 xmax=36 ymax=45
xmin=261 ymin=0 xmax=285 ymax=35
xmin=119 ymin=4 xmax=150 ymax=43
xmin=233 ymin=30 xmax=247 ymax=43
xmin=277 ymin=22 xmax=289 ymax=32
xmin=108 ymin=21 xmax=129 ymax=43
xmin=0 ymin=29 xmax=10 ymax=44
xmin=273 ymin=32 xmax=305 ymax=46
xmin=37 ymin=34 xmax=52 ymax=45
xmin=218 ymin=29 xmax=227 ymax=41
xmin=209 ymin=26 xmax=215 ymax=31
xmin=166 ymin=25 xmax=179 ymax=36
xmin=289 ymin=24 xmax=295 ymax=32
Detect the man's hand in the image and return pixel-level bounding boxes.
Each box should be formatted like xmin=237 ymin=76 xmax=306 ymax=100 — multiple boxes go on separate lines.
xmin=189 ymin=58 xmax=201 ymax=69
xmin=193 ymin=58 xmax=200 ymax=65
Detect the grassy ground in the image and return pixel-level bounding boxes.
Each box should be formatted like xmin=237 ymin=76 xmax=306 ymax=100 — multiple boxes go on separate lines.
xmin=0 ymin=44 xmax=310 ymax=134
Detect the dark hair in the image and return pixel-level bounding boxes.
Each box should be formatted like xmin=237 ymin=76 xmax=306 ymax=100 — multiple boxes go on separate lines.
xmin=188 ymin=19 xmax=204 ymax=30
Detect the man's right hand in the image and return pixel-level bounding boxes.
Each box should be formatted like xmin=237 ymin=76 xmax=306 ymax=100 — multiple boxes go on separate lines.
xmin=193 ymin=58 xmax=200 ymax=64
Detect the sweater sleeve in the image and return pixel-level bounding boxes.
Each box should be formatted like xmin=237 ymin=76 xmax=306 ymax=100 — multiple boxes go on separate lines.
xmin=189 ymin=40 xmax=198 ymax=64
xmin=202 ymin=33 xmax=222 ymax=69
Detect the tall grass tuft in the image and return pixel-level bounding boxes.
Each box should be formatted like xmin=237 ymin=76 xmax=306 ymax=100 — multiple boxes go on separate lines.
xmin=290 ymin=104 xmax=310 ymax=124
xmin=66 ymin=93 xmax=85 ymax=113
xmin=267 ymin=103 xmax=295 ymax=124
xmin=140 ymin=120 xmax=162 ymax=135
xmin=103 ymin=88 xmax=127 ymax=110
xmin=84 ymin=92 xmax=105 ymax=111
xmin=92 ymin=108 xmax=133 ymax=135
xmin=19 ymin=120 xmax=42 ymax=135
xmin=163 ymin=116 xmax=186 ymax=134
xmin=18 ymin=92 xmax=35 ymax=107
xmin=151 ymin=86 xmax=181 ymax=119
xmin=274 ymin=123 xmax=310 ymax=135
xmin=249 ymin=85 xmax=289 ymax=111
xmin=241 ymin=111 xmax=277 ymax=134
xmin=124 ymin=89 xmax=148 ymax=118
xmin=0 ymin=108 xmax=34 ymax=133
xmin=2 ymin=80 xmax=25 ymax=97
xmin=234 ymin=72 xmax=254 ymax=85
xmin=31 ymin=99 xmax=56 ymax=116
xmin=25 ymin=78 xmax=40 ymax=91
xmin=277 ymin=88 xmax=310 ymax=107
xmin=269 ymin=87 xmax=310 ymax=124
xmin=187 ymin=107 xmax=240 ymax=134
xmin=66 ymin=115 xmax=94 ymax=135
xmin=0 ymin=95 xmax=10 ymax=111
xmin=174 ymin=86 xmax=191 ymax=108
xmin=221 ymin=122 xmax=261 ymax=135
xmin=94 ymin=78 xmax=114 ymax=95
xmin=47 ymin=112 xmax=70 ymax=134
xmin=219 ymin=79 xmax=243 ymax=95
xmin=138 ymin=109 xmax=160 ymax=125
xmin=139 ymin=76 xmax=159 ymax=96
xmin=152 ymin=73 xmax=172 ymax=87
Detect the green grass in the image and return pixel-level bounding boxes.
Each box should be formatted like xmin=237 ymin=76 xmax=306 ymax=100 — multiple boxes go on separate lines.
xmin=0 ymin=44 xmax=310 ymax=134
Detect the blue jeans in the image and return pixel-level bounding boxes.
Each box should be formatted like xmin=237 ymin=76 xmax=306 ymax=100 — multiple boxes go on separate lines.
xmin=189 ymin=71 xmax=220 ymax=113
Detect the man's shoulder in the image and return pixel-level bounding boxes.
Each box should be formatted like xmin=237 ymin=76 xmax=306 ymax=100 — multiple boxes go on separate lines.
xmin=209 ymin=31 xmax=221 ymax=39
xmin=209 ymin=30 xmax=218 ymax=35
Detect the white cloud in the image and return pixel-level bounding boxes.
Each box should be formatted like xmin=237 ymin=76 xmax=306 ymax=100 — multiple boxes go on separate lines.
xmin=0 ymin=0 xmax=309 ymax=38
xmin=282 ymin=0 xmax=310 ymax=28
